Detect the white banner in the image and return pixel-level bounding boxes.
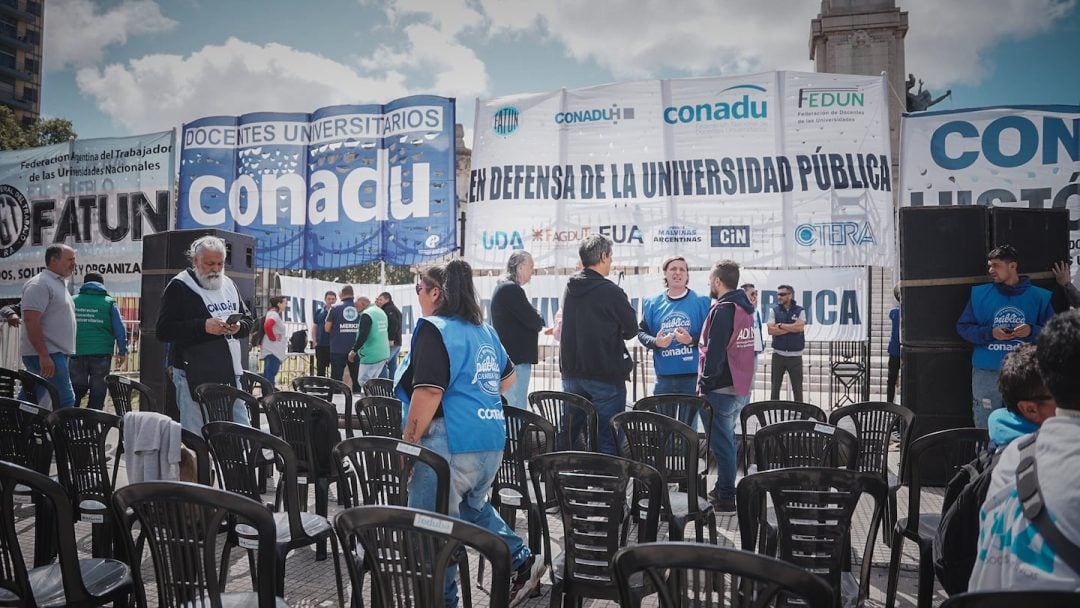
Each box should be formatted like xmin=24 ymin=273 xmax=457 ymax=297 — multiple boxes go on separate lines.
xmin=0 ymin=131 xmax=176 ymax=298
xmin=900 ymin=105 xmax=1080 ymax=282
xmin=276 ymin=266 xmax=867 ymax=345
xmin=466 ymin=71 xmax=894 ymax=270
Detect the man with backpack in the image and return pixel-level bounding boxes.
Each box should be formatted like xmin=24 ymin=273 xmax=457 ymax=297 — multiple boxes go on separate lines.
xmin=934 ymin=344 xmax=1057 ymax=593
xmin=968 ymin=309 xmax=1080 ymax=591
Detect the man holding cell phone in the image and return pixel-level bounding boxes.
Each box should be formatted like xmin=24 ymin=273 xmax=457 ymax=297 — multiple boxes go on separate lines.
xmin=957 ymin=245 xmax=1055 ymax=429
xmin=157 ymin=235 xmax=254 ymax=432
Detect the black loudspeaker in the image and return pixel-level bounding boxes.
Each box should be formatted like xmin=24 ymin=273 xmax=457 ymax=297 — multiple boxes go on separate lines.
xmin=902 ymin=345 xmax=974 ymax=486
xmin=140 ymin=229 xmax=256 ymax=422
xmin=900 ymin=207 xmax=990 ymax=346
xmin=991 ymin=207 xmax=1072 ymax=312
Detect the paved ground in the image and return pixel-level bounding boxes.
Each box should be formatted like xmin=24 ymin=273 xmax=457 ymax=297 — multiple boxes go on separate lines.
xmin=14 ymin=417 xmax=949 ymax=608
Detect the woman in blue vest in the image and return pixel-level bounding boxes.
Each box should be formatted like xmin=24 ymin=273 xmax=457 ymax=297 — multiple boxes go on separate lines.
xmin=396 ymin=259 xmax=545 ymax=607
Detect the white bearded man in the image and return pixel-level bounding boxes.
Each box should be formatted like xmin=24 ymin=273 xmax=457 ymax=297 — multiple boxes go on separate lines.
xmin=156 ymin=236 xmax=253 ymax=431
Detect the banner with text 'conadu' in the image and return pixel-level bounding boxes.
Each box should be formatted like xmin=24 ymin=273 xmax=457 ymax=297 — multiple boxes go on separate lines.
xmin=466 ymin=72 xmax=893 ymax=270
xmin=900 ymin=105 xmax=1080 ymax=283
xmin=177 ymin=96 xmax=457 ymax=270
xmin=0 ymin=131 xmax=175 ymax=298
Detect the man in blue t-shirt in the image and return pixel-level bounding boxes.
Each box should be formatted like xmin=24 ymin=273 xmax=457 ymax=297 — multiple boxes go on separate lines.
xmin=957 ymin=245 xmax=1054 ymax=429
xmin=312 ymin=290 xmax=336 ymax=377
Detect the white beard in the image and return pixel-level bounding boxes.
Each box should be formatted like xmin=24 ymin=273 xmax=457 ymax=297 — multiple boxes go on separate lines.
xmin=196 ymin=269 xmax=223 ymax=291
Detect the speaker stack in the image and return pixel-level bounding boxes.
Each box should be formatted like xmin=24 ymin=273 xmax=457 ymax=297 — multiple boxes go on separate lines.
xmin=899 ymin=206 xmax=1070 ymax=484
xmin=140 ymin=229 xmax=256 ymax=421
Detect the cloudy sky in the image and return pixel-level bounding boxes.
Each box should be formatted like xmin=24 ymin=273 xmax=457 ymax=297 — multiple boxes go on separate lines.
xmin=43 ymin=0 xmax=1080 ymax=142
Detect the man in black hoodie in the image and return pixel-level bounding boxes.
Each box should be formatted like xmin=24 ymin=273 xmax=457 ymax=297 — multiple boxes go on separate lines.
xmin=560 ymin=234 xmax=637 ymax=454
xmin=699 ymin=260 xmax=756 ymax=512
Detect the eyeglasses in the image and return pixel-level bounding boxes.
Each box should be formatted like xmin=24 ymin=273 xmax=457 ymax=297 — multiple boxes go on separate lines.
xmin=778 ymin=292 xmax=793 ymax=297
xmin=415 ymin=283 xmax=425 ymax=295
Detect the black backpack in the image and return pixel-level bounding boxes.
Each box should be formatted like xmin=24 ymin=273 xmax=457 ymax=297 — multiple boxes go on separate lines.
xmin=933 ymin=447 xmax=1001 ymax=595
xmin=288 ymin=329 xmax=308 ymax=353
xmin=249 ymin=314 xmax=266 ymax=348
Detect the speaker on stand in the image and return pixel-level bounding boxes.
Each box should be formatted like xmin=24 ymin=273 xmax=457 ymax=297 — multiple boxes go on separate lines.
xmin=140 ymin=229 xmax=256 ymax=421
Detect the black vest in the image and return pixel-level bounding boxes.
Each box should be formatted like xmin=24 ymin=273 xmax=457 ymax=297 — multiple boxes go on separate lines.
xmin=771 ymin=303 xmax=805 ymax=353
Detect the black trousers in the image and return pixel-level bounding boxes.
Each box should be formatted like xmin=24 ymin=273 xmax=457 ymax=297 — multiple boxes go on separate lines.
xmin=315 ymin=345 xmax=331 ymax=376
xmin=770 ymin=353 xmax=803 ymax=402
xmin=886 ymin=354 xmax=901 ymax=403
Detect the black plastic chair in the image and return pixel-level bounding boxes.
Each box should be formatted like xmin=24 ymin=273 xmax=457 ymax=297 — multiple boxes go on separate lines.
xmin=529 ymin=390 xmax=599 ymax=452
xmin=112 ymin=480 xmax=288 ymax=607
xmin=0 ymin=460 xmax=132 ymax=607
xmin=633 ymin=394 xmax=714 ymax=488
xmin=241 ymin=369 xmax=276 ymax=397
xmin=612 ymin=541 xmax=835 ymax=608
xmin=47 ymin=407 xmax=122 ymax=559
xmin=752 ymin=420 xmax=859 ymax=472
xmin=105 ymin=374 xmax=157 ymax=416
xmin=0 ymin=397 xmax=55 ymax=566
xmin=886 ymin=428 xmax=989 ymax=608
xmin=739 ymin=400 xmax=827 ymax=473
xmin=355 ymin=396 xmax=403 ymax=439
xmin=332 ymin=435 xmax=450 ymax=512
xmin=262 ymin=391 xmax=340 ymax=558
xmin=193 ymin=382 xmax=261 ymax=425
xmin=203 ymin=421 xmax=344 ymax=604
xmin=293 ymin=375 xmax=356 ymax=436
xmin=0 ymin=366 xmax=20 ymax=399
xmin=531 ymin=451 xmax=663 ymax=608
xmin=105 ymin=375 xmax=160 ymax=486
xmin=613 ymin=410 xmax=716 ymax=543
xmin=362 ymin=377 xmax=395 ymax=398
xmin=332 ymin=436 xmax=472 ymax=607
xmin=334 ymin=505 xmax=511 ymax=608
xmin=828 ymin=401 xmax=915 ymax=545
xmin=737 ymin=467 xmax=887 ymax=608
xmin=20 ymin=369 xmax=61 ymax=411
xmin=939 ymin=590 xmax=1080 ymax=608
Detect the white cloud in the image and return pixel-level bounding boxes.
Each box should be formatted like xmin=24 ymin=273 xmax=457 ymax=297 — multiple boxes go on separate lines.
xmin=45 ymin=0 xmax=177 ymax=70
xmin=75 ymin=38 xmax=410 ymax=133
xmin=905 ymin=0 xmax=1077 ymax=88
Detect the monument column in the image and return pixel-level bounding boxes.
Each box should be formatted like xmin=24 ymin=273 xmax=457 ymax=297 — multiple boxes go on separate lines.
xmin=810 ymin=0 xmax=907 ymax=183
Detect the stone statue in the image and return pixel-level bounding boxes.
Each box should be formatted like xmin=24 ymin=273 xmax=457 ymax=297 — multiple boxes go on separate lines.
xmin=906 ymin=73 xmax=952 ymax=112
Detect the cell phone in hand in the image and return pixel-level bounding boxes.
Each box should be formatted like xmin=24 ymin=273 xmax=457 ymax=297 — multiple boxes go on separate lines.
xmin=226 ymin=313 xmax=245 ymax=325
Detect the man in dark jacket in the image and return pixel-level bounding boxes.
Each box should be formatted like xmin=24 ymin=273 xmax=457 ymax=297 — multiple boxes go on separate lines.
xmin=560 ymin=234 xmax=637 ymax=454
xmin=157 ymin=236 xmax=253 ymax=432
xmin=492 ymin=250 xmax=545 ymax=408
xmin=699 ymin=260 xmax=755 ymax=512
xmin=376 ymin=291 xmax=403 ymax=379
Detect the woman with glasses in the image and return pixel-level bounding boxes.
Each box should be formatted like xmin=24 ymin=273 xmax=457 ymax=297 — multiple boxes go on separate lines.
xmin=394 ymin=258 xmax=546 ymax=607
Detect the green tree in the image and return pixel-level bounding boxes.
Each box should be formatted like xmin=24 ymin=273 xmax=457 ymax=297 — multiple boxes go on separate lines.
xmin=0 ymin=106 xmax=76 ymax=150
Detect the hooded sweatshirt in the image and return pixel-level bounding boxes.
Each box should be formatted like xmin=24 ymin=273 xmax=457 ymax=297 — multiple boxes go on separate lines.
xmin=559 ymin=268 xmax=638 ymax=382
xmin=987 ymin=407 xmax=1039 ymax=451
xmin=698 ymin=287 xmax=755 ymax=395
xmin=73 ymin=282 xmax=128 ymax=357
xmin=956 ymin=277 xmax=1054 ymax=370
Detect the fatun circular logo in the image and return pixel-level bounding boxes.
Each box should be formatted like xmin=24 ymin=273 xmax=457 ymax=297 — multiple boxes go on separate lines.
xmin=0 ymin=184 xmax=30 ymax=258
xmin=492 ymin=106 xmax=520 ymax=137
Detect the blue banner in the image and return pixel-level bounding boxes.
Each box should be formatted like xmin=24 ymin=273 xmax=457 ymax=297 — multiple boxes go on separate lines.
xmin=177 ymin=96 xmax=457 ymax=269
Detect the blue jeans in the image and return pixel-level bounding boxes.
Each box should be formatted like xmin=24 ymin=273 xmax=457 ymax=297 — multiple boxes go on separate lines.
xmin=381 ymin=345 xmax=401 ymax=379
xmin=653 ymin=374 xmax=699 ymax=428
xmin=562 ymin=376 xmax=626 ymax=455
xmin=408 ymin=419 xmax=530 ymax=607
xmin=503 ymin=363 xmax=531 ymax=409
xmin=706 ymin=392 xmax=739 ymax=500
xmin=261 ymin=355 xmax=282 ymax=388
xmin=972 ymin=367 xmax=1003 ymax=429
xmin=171 ymin=368 xmax=250 ymax=433
xmin=21 ymin=354 xmax=76 ymax=409
xmin=69 ymin=355 xmax=112 ymax=410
